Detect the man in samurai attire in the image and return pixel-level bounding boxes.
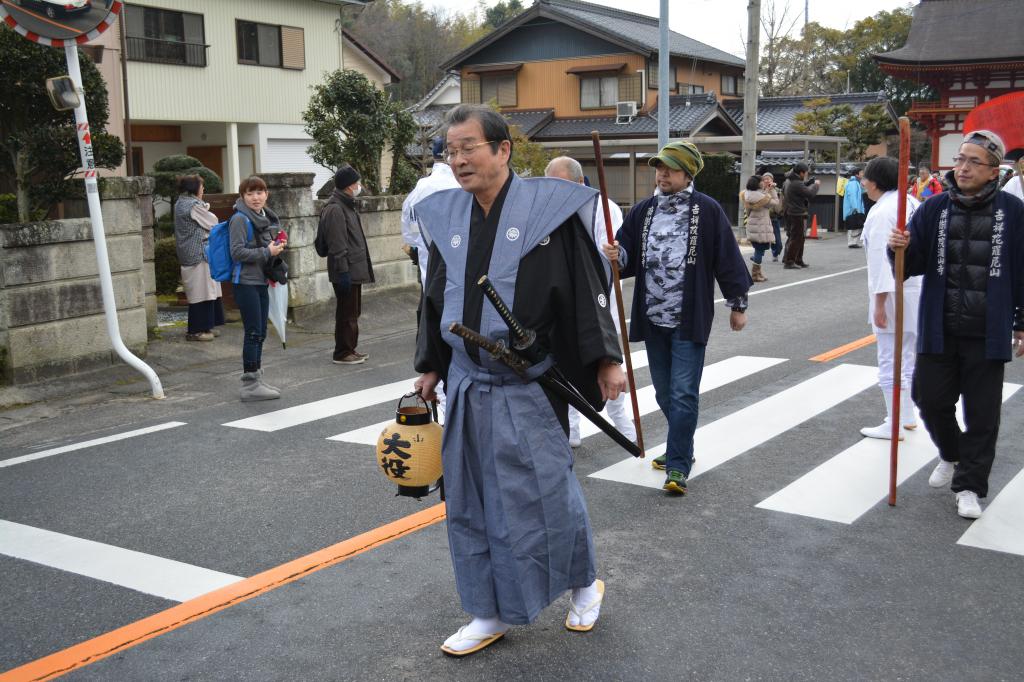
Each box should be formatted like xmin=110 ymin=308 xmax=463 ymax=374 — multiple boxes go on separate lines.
xmin=413 ymin=104 xmax=627 ymax=656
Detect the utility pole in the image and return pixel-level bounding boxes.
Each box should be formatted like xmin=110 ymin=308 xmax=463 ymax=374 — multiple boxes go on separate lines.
xmin=658 ymin=0 xmax=669 ymax=149
xmin=805 ymin=0 xmax=809 ymax=27
xmin=740 ymin=0 xmax=761 ymax=202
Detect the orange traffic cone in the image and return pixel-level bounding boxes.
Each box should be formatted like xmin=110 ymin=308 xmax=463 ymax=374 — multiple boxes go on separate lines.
xmin=809 ymin=214 xmax=819 ymax=240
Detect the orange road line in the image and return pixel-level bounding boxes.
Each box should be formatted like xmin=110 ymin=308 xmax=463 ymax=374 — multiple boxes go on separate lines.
xmin=810 ymin=334 xmax=877 ymax=362
xmin=1 ymin=1 xmax=81 ymax=33
xmin=0 ymin=503 xmax=447 ymax=682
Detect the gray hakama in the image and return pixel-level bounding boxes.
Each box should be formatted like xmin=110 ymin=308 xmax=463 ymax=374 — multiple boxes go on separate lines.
xmin=414 ymin=174 xmax=621 ymax=624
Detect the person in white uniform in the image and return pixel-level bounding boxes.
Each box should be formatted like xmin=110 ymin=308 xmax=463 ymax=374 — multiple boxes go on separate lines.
xmin=401 ymin=138 xmax=461 ymax=288
xmin=401 ymin=139 xmax=461 ymax=417
xmin=545 ymin=156 xmax=637 ymax=448
xmin=859 ymin=156 xmax=921 ymax=439
xmin=1002 ymin=159 xmax=1024 ymax=202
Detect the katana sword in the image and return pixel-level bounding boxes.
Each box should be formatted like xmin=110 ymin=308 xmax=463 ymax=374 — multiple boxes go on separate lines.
xmin=448 ymin=322 xmax=642 ymax=458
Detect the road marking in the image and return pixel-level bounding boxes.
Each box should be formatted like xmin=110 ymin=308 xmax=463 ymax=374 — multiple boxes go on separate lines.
xmin=326 ymin=349 xmax=650 ymax=445
xmin=0 ymin=521 xmax=242 ymax=603
xmin=714 ymin=266 xmax=868 ymax=303
xmin=0 ymin=504 xmax=447 ymax=682
xmin=223 ymin=378 xmax=416 ymax=432
xmin=958 ymin=465 xmax=1024 ymax=557
xmin=577 ymin=355 xmax=786 ymax=440
xmin=757 ymin=384 xmax=1020 ymax=524
xmin=810 ymin=334 xmax=876 ymax=362
xmin=326 ymin=354 xmax=783 ymax=446
xmin=589 ymin=364 xmax=879 ymax=489
xmin=0 ymin=422 xmax=187 ymax=469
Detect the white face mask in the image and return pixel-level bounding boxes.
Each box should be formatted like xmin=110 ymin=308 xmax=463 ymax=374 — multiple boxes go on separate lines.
xmin=351 ymin=183 xmax=362 ymax=197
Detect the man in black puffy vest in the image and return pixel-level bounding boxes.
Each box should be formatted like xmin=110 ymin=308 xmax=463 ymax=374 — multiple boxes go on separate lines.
xmin=888 ymin=130 xmax=1024 ymax=520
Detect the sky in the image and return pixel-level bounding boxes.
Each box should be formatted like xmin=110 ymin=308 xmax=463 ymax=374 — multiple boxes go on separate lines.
xmin=419 ymin=0 xmax=913 ymax=58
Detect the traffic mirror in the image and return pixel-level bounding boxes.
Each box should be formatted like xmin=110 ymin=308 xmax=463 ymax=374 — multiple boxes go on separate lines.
xmin=46 ymin=76 xmax=81 ymax=111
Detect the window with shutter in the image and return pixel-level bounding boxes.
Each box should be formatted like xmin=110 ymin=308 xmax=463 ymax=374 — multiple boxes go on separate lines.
xmin=280 ymin=26 xmax=305 ymax=70
xmin=236 ymin=20 xmax=287 ymax=68
xmin=462 ymin=78 xmax=480 ymax=103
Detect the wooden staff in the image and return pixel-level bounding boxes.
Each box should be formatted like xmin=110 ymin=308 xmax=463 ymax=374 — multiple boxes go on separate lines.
xmin=889 ymin=116 xmax=912 ymax=506
xmin=591 ymin=131 xmax=645 ymax=457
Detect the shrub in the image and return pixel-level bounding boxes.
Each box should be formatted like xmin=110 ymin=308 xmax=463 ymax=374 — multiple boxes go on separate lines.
xmin=154 ymin=237 xmax=181 ymax=295
xmin=147 ymin=155 xmax=223 ymax=208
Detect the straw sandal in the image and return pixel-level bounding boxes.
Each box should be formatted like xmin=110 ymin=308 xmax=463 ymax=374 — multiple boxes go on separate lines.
xmin=440 ymin=626 xmax=506 ymax=657
xmin=565 ymin=579 xmax=605 ymax=632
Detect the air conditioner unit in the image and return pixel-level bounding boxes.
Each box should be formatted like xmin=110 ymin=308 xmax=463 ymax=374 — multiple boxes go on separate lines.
xmin=615 ymin=101 xmax=637 ymax=124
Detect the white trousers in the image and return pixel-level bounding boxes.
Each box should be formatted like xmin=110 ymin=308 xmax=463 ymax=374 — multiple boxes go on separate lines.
xmin=876 ymin=331 xmax=916 ymax=390
xmin=568 ymin=393 xmax=636 ymax=443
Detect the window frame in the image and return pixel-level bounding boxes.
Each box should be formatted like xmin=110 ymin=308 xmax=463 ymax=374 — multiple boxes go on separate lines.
xmin=236 ymin=19 xmax=300 ymax=69
xmin=721 ymin=73 xmax=740 ymax=96
xmin=124 ymin=4 xmax=208 ymax=68
xmin=579 ymin=74 xmax=620 ymax=110
xmin=479 ymin=73 xmax=517 ymax=107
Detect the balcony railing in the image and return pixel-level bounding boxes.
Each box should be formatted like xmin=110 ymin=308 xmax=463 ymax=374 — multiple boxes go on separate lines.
xmin=126 ymin=36 xmax=208 ymax=68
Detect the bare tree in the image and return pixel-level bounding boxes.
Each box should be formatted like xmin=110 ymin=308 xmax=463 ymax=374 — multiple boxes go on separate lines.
xmin=759 ymin=0 xmax=800 ymax=96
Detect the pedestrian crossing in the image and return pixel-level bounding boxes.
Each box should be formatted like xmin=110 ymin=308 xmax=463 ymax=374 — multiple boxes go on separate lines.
xmin=756 ymin=383 xmax=1021 ymax=524
xmin=327 ymin=353 xmax=781 ymax=446
xmin=7 ymin=353 xmax=1024 ymax=562
xmin=590 ymin=363 xmax=879 ymax=488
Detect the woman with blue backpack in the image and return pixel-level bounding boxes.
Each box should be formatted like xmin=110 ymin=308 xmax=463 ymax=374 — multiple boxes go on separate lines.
xmin=229 ymin=175 xmax=287 ymax=402
xmin=173 ymin=174 xmax=225 ymax=341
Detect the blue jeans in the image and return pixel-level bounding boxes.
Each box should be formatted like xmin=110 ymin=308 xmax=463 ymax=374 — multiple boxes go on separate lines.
xmin=751 ymin=242 xmax=769 ymax=264
xmin=771 ymin=218 xmax=783 ymax=257
xmin=645 ymin=325 xmax=706 ymax=477
xmin=235 ymin=283 xmax=268 ymax=372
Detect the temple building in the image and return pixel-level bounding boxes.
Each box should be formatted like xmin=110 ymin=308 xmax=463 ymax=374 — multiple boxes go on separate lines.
xmin=874 ymin=0 xmax=1024 ymax=171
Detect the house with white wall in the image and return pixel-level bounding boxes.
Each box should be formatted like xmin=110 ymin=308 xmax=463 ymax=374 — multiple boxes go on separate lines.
xmin=89 ymin=0 xmax=398 ymax=195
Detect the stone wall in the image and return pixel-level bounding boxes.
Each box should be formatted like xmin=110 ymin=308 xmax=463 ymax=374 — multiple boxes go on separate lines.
xmin=0 ymin=177 xmax=154 ymax=384
xmin=263 ymin=173 xmax=417 ymax=323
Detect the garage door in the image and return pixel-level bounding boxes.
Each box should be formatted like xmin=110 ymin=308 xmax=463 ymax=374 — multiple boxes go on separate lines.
xmin=263 ymin=138 xmax=334 ymax=196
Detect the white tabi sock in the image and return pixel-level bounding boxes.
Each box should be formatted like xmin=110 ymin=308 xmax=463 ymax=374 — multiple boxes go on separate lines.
xmin=443 ymin=616 xmax=509 ymax=652
xmin=568 ymin=580 xmax=603 ymax=628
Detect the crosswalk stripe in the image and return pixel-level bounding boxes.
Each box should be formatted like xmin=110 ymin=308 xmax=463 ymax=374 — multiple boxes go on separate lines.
xmin=326 ymin=354 xmax=782 ymax=446
xmin=756 ymin=383 xmax=1021 ymax=524
xmin=577 ymin=355 xmax=786 ymax=440
xmin=589 ymin=364 xmax=879 ymax=489
xmin=0 ymin=422 xmax=187 ymax=469
xmin=957 ymin=465 xmax=1024 ymax=557
xmin=223 ymin=378 xmax=416 ymax=432
xmin=0 ymin=520 xmax=243 ymax=603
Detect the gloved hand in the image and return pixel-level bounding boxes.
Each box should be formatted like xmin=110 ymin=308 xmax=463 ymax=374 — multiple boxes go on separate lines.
xmin=337 ymin=271 xmax=351 ymax=294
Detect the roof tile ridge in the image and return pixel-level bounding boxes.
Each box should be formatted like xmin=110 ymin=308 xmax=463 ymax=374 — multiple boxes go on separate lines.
xmin=543 ymin=0 xmax=659 ymax=27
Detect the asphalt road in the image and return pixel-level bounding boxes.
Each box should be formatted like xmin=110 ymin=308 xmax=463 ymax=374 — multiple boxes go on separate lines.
xmin=2 ymin=235 xmax=1023 ymax=681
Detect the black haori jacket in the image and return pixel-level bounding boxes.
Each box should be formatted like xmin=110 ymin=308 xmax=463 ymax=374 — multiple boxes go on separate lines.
xmin=897 ymin=188 xmax=1024 ymax=361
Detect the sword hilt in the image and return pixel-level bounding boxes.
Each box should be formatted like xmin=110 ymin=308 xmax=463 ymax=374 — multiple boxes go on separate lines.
xmin=477 ymin=276 xmax=536 ymax=349
xmin=448 ymin=322 xmax=530 ymax=375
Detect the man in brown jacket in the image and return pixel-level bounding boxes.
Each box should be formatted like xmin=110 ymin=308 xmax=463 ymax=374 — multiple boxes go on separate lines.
xmin=319 ymin=164 xmax=375 ymax=364
xmin=782 ymin=162 xmax=820 ymax=269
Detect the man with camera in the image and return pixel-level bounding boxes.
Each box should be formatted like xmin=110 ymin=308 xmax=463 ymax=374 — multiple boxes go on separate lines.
xmin=782 ymin=162 xmax=820 ymax=269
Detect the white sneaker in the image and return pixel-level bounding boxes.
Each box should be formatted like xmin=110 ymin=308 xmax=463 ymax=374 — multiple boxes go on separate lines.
xmin=955 ymin=490 xmax=982 ymax=519
xmin=928 ymin=460 xmax=956 ymax=488
xmin=860 ymin=420 xmax=904 ymax=440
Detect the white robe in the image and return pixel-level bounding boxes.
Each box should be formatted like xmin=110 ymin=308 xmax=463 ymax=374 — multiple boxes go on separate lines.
xmin=1003 ymin=175 xmax=1024 ymax=202
xmin=400 ymin=163 xmax=460 ymax=287
xmin=863 ymin=190 xmax=922 ymax=334
xmin=569 ymin=193 xmax=635 ymax=443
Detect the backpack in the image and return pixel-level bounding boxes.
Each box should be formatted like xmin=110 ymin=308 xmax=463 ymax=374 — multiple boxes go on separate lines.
xmin=314 ymin=209 xmax=330 ymax=257
xmin=206 ymin=213 xmax=253 ymax=283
